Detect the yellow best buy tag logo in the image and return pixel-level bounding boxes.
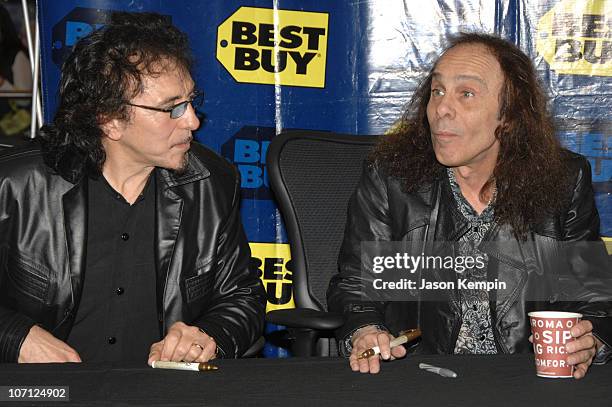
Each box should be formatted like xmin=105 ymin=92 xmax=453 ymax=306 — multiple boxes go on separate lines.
xmin=250 ymin=242 xmax=295 ymax=312
xmin=536 ymin=0 xmax=611 ymax=76
xmin=217 ymin=6 xmax=329 ymax=88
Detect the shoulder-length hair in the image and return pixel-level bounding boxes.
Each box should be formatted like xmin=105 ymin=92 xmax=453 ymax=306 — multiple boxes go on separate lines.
xmin=39 ymin=12 xmax=193 ymax=182
xmin=371 ymin=32 xmax=571 ymax=237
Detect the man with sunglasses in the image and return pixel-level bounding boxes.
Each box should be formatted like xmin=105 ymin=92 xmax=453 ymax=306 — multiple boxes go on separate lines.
xmin=0 ymin=12 xmax=266 ymax=364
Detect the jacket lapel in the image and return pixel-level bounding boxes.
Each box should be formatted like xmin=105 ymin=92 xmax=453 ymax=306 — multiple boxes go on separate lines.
xmin=154 ymin=152 xmax=209 ymax=334
xmin=58 ymin=179 xmax=87 ymax=335
xmin=155 ymin=184 xmax=183 ymax=335
xmin=433 ymin=179 xmax=470 ymax=243
xmin=403 ymin=180 xmax=469 ymax=307
xmin=431 ymin=181 xmax=467 ymax=304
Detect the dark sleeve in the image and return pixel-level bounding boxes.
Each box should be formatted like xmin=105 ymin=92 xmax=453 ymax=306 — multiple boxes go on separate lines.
xmin=0 ymin=311 xmax=36 ymax=363
xmin=194 ymin=173 xmax=266 ymax=358
xmin=560 ymin=156 xmax=612 ymax=350
xmin=0 ymin=180 xmax=37 ymax=362
xmin=327 ymin=162 xmax=392 ymax=345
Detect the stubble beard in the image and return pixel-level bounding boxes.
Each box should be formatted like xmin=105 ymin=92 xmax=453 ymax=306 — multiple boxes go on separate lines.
xmin=172 ymin=153 xmax=190 ymax=175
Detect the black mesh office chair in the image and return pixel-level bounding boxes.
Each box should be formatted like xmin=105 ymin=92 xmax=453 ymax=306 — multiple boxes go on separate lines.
xmin=265 ymin=131 xmax=378 ymax=356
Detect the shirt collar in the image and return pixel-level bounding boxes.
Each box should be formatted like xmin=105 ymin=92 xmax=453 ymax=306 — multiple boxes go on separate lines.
xmin=446 ymin=167 xmax=495 ymax=222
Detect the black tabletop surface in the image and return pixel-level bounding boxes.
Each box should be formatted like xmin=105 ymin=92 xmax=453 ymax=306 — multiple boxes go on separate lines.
xmin=0 ymin=354 xmax=609 ymax=407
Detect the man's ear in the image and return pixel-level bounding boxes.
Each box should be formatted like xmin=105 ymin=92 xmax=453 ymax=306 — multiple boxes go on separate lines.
xmin=99 ymin=117 xmax=124 ymax=141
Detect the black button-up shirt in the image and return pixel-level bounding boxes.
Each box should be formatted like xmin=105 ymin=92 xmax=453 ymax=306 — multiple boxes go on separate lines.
xmin=67 ymin=173 xmax=159 ymax=362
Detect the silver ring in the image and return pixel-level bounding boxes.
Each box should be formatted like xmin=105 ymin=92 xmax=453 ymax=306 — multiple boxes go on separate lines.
xmin=192 ymin=343 xmax=204 ymax=351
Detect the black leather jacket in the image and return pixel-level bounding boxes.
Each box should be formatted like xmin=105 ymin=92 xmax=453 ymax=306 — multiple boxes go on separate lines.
xmin=0 ymin=142 xmax=266 ymax=362
xmin=328 ymin=152 xmax=612 ymax=355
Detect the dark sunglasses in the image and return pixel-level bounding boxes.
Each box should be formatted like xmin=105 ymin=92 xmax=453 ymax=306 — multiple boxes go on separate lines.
xmin=127 ymin=91 xmax=204 ymax=119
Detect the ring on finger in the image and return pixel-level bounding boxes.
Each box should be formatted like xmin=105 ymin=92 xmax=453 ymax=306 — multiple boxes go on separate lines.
xmin=192 ymin=343 xmax=204 ymax=351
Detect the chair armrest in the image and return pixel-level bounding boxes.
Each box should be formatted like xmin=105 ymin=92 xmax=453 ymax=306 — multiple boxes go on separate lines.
xmin=266 ymin=308 xmax=345 ymax=331
xmin=241 ymin=336 xmax=265 ymax=358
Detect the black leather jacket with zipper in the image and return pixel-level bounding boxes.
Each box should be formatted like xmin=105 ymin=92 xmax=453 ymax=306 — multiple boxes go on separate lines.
xmin=328 ymin=151 xmax=612 ymax=355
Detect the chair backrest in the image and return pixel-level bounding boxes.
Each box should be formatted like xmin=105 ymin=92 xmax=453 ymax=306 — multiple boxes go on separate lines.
xmin=267 ymin=131 xmax=378 ymax=311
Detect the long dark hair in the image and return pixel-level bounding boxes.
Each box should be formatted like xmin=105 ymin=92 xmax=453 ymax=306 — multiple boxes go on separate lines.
xmin=371 ymin=32 xmax=570 ymax=237
xmin=39 ymin=12 xmax=193 ymax=182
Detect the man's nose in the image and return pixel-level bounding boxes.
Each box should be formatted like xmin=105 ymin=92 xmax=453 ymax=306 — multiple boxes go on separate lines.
xmin=435 ymin=95 xmax=455 ymax=119
xmin=180 ymin=103 xmax=200 ymax=130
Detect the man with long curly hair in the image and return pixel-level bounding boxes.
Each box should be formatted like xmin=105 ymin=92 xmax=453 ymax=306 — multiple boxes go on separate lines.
xmin=328 ymin=32 xmax=611 ymax=377
xmin=0 ymin=12 xmax=265 ymax=364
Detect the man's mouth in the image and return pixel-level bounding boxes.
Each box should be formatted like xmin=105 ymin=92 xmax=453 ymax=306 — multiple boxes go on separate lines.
xmin=174 ymin=137 xmax=192 ymax=147
xmin=433 ymin=131 xmax=460 ymax=138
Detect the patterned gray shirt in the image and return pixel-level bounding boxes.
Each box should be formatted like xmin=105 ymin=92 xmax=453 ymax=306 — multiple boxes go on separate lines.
xmin=447 ymin=168 xmax=498 ymax=354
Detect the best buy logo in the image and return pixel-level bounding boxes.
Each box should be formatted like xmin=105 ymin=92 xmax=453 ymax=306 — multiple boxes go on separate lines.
xmin=536 ymin=0 xmax=611 ymax=76
xmin=217 ymin=7 xmax=329 ymax=88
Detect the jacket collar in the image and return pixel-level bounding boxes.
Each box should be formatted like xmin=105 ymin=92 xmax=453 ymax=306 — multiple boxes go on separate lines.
xmin=156 ymin=151 xmax=210 ymax=189
xmin=395 ymin=176 xmax=470 ymax=243
xmin=432 ymin=175 xmax=470 ymax=243
xmin=58 ymin=148 xmax=211 ymax=188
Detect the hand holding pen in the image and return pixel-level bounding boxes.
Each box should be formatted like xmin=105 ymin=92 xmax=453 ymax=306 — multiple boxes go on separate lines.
xmin=349 ymin=326 xmax=421 ymax=374
xmin=357 ymin=328 xmax=422 ymax=360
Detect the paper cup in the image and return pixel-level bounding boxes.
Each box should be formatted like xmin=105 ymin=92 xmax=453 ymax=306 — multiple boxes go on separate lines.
xmin=528 ymin=311 xmax=582 ymax=378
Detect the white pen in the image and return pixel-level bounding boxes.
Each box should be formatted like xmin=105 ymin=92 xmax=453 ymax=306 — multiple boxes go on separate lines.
xmin=419 ymin=362 xmax=458 ymax=378
xmin=357 ymin=329 xmax=422 ymax=359
xmin=151 ymin=361 xmax=218 ymax=371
